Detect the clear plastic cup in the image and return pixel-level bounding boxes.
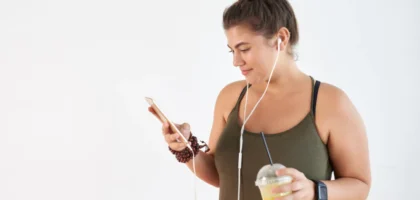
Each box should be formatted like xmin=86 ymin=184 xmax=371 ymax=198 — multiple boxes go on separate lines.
xmin=255 ymin=163 xmax=293 ymax=200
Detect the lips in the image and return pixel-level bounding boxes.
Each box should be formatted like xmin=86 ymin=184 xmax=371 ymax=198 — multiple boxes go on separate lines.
xmin=241 ymin=68 xmax=253 ymax=75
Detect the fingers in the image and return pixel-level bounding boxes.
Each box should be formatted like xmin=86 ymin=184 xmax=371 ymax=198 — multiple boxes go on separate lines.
xmin=161 ymin=121 xmax=182 ymax=133
xmin=289 ymin=190 xmax=308 ymax=200
xmin=148 ymin=106 xmax=163 ymax=123
xmin=162 ymin=121 xmax=179 ymax=135
xmin=148 ymin=106 xmax=155 ymax=114
xmin=149 ymin=105 xmax=190 ymax=136
xmin=274 ymin=195 xmax=293 ymax=200
xmin=179 ymin=123 xmax=191 ymax=137
xmin=180 ymin=123 xmax=190 ymax=131
xmin=161 ymin=122 xmax=190 ymax=151
xmin=276 ymin=168 xmax=306 ymax=181
xmin=156 ymin=117 xmax=191 ymax=151
xmin=272 ymin=181 xmax=304 ymax=194
xmin=165 ymin=131 xmax=190 ymax=151
xmin=272 ymin=168 xmax=311 ymax=200
xmin=290 ymin=181 xmax=305 ymax=191
xmin=168 ymin=141 xmax=189 ymax=151
xmin=272 ymin=183 xmax=291 ymax=194
xmin=164 ymin=132 xmax=180 ymax=143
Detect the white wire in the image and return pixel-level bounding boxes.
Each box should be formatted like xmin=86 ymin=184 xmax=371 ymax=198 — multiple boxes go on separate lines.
xmin=182 ymin=141 xmax=197 ymax=200
xmin=237 ymin=39 xmax=281 ymax=200
xmin=237 ymin=82 xmax=249 ymax=200
xmin=192 ymin=151 xmax=197 ymax=200
xmin=184 ymin=142 xmax=197 ymax=200
xmin=174 ymin=128 xmax=197 ymax=200
xmin=166 ymin=117 xmax=197 ymax=199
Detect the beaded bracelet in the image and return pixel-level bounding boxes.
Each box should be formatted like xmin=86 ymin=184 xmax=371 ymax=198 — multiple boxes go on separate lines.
xmin=168 ymin=133 xmax=210 ymax=163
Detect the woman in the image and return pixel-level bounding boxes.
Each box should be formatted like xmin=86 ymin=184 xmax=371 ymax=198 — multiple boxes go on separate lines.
xmin=148 ymin=0 xmax=371 ymax=199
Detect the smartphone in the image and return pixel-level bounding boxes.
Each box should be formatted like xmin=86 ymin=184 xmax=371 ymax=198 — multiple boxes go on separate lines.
xmin=145 ymin=97 xmax=189 ymax=145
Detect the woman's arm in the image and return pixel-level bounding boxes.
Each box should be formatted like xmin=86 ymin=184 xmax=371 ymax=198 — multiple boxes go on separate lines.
xmin=272 ymin=83 xmax=371 ymax=200
xmin=318 ymin=83 xmax=372 ymax=199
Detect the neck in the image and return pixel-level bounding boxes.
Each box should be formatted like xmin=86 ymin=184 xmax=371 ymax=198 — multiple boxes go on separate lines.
xmin=251 ymin=61 xmax=307 ymax=95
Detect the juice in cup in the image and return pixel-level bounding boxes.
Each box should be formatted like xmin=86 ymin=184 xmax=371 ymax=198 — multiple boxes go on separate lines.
xmin=255 ymin=163 xmax=293 ymax=200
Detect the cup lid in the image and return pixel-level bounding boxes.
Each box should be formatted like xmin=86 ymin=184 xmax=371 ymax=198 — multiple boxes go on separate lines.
xmin=255 ymin=163 xmax=293 ymax=186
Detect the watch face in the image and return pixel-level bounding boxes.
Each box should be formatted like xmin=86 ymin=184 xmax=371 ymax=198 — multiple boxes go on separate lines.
xmin=320 ymin=185 xmax=328 ymax=200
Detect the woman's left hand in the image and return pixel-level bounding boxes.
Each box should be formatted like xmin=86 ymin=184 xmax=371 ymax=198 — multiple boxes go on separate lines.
xmin=273 ymin=168 xmax=315 ymax=200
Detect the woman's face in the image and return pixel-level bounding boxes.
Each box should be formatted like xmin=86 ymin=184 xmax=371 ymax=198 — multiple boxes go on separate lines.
xmin=225 ymin=25 xmax=282 ymax=85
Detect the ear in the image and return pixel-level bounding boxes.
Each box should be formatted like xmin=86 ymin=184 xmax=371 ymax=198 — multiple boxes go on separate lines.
xmin=276 ymin=27 xmax=290 ymax=51
xmin=277 ymin=37 xmax=283 ymax=51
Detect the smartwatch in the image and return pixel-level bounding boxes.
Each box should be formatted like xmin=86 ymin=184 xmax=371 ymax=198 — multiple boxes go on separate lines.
xmin=312 ymin=180 xmax=328 ymax=200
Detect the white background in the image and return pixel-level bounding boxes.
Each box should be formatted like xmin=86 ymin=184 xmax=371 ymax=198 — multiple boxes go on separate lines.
xmin=1 ymin=0 xmax=419 ymax=199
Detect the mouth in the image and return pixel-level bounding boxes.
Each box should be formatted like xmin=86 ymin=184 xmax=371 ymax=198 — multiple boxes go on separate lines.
xmin=241 ymin=68 xmax=253 ymax=75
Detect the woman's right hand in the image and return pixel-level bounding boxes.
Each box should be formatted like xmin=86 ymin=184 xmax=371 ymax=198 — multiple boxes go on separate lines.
xmin=148 ymin=106 xmax=192 ymax=151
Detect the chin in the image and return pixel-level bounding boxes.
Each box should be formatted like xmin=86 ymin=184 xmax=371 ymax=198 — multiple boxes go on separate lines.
xmin=245 ymin=76 xmax=263 ymax=85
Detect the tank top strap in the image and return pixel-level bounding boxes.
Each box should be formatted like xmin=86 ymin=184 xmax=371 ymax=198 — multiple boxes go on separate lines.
xmin=309 ymin=76 xmax=321 ymax=116
xmin=234 ymin=83 xmax=252 ymax=110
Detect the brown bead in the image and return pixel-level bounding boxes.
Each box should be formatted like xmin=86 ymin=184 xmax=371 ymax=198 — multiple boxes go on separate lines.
xmin=168 ymin=133 xmax=210 ymax=163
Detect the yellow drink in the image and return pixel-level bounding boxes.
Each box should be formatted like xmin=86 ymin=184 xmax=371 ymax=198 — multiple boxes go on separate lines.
xmin=258 ymin=182 xmax=292 ymax=200
xmin=255 ymin=164 xmax=293 ymax=200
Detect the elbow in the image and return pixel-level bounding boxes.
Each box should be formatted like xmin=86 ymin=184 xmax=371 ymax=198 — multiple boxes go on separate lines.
xmin=211 ymin=182 xmax=220 ymax=188
xmin=363 ymin=175 xmax=372 ymax=197
xmin=208 ymin=176 xmax=220 ymax=188
xmin=203 ymin=178 xmax=219 ymax=188
xmin=364 ymin=182 xmax=372 ymax=199
xmin=358 ymin=178 xmax=372 ymax=200
xmin=201 ymin=168 xmax=220 ymax=188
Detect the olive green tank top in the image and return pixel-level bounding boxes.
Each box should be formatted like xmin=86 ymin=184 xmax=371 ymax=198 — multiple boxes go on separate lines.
xmin=214 ymin=76 xmax=333 ymax=200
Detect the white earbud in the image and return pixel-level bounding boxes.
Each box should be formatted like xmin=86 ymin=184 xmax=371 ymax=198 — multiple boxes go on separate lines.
xmin=277 ymin=37 xmax=282 ymax=51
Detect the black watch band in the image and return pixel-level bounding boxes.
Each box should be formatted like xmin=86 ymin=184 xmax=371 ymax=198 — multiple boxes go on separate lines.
xmin=312 ymin=180 xmax=328 ymax=200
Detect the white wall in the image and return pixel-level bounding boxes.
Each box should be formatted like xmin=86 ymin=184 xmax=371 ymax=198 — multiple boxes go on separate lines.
xmin=1 ymin=0 xmax=419 ymax=199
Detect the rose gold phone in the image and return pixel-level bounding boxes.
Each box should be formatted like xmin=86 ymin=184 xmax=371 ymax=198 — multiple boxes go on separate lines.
xmin=145 ymin=97 xmax=189 ymax=144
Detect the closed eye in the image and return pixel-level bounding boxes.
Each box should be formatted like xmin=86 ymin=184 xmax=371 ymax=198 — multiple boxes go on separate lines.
xmin=228 ymin=48 xmax=250 ymax=53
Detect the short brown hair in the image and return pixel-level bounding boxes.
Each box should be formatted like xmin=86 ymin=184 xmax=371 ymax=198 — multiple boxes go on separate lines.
xmin=223 ymin=0 xmax=299 ymax=54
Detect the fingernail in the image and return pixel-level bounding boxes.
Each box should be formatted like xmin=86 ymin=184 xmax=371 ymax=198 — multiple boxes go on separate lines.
xmin=276 ymin=169 xmax=284 ymax=176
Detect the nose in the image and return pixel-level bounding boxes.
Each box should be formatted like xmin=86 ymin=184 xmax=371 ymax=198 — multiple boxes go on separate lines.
xmin=233 ymin=52 xmax=245 ymax=67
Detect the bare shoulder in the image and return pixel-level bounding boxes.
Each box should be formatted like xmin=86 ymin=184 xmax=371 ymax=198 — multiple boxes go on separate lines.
xmin=218 ymin=80 xmax=248 ymax=98
xmin=215 ymin=80 xmax=248 ymax=120
xmin=317 ymin=82 xmax=358 ymax=117
xmin=317 ymin=82 xmax=352 ymax=109
xmin=316 ymin=81 xmax=365 ymax=141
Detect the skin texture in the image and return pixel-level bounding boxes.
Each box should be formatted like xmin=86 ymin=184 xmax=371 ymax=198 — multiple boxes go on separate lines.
xmin=148 ymin=24 xmax=371 ymax=199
